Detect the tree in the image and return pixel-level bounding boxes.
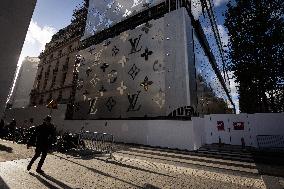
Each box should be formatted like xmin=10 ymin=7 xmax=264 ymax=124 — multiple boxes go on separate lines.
xmin=225 ymin=0 xmax=284 ymax=113
xmin=50 ymin=0 xmax=89 ymax=42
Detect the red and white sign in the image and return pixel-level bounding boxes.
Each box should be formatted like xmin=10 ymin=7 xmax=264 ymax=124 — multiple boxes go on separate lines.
xmin=217 ymin=121 xmax=225 ymax=131
xmin=233 ymin=122 xmax=244 ymax=130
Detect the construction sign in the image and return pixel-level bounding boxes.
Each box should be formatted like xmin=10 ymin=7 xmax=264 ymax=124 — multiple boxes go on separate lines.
xmin=233 ymin=122 xmax=244 ymax=130
xmin=217 ymin=121 xmax=225 ymax=131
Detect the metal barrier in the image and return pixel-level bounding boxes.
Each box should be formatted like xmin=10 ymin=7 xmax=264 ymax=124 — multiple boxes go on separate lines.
xmin=79 ymin=131 xmax=114 ymax=157
xmin=257 ymin=135 xmax=284 ymax=150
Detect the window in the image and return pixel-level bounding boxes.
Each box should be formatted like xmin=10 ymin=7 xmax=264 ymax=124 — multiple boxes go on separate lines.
xmin=47 ymin=65 xmax=51 ymax=72
xmin=62 ymin=57 xmax=69 ymax=72
xmin=39 ymin=95 xmax=44 ymax=105
xmin=68 ymin=45 xmax=72 ymax=52
xmin=45 ymin=65 xmax=51 ymax=78
xmin=61 ymin=73 xmax=67 ymax=86
xmin=47 ymin=93 xmax=52 ymax=103
xmin=36 ymin=81 xmax=40 ymax=90
xmin=53 ymin=73 xmax=56 ymax=81
xmin=58 ymin=49 xmax=62 ymax=57
xmin=54 ymin=61 xmax=59 ymax=72
xmin=51 ymin=75 xmax=56 ymax=88
xmin=62 ymin=64 xmax=68 ymax=72
xmin=66 ymin=57 xmax=69 ymax=64
xmin=43 ymin=79 xmax=47 ymax=90
xmin=57 ymin=91 xmax=63 ymax=101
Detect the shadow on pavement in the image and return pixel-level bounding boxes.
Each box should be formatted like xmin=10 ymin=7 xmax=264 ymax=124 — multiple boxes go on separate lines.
xmin=0 ymin=176 xmax=10 ymax=189
xmin=115 ymin=150 xmax=259 ymax=178
xmin=252 ymin=150 xmax=284 ymax=177
xmin=0 ymin=144 xmax=13 ymax=153
xmin=41 ymin=173 xmax=74 ymax=189
xmin=29 ymin=172 xmax=74 ymax=189
xmin=29 ymin=172 xmax=60 ymax=189
xmin=53 ymin=154 xmax=142 ymax=188
xmin=93 ymin=156 xmax=175 ymax=178
xmin=121 ymin=147 xmax=256 ymax=169
xmin=197 ymin=144 xmax=284 ymax=189
xmin=143 ymin=183 xmax=161 ymax=189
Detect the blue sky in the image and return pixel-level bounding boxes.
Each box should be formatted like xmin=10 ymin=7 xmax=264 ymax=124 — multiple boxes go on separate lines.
xmin=32 ymin=0 xmax=84 ymax=30
xmin=192 ymin=0 xmax=239 ymax=112
xmin=18 ymin=0 xmax=84 ymax=64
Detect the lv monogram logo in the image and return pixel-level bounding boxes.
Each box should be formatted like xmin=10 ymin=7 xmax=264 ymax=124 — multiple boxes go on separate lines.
xmin=127 ymin=91 xmax=142 ymax=112
xmin=129 ymin=34 xmax=142 ymax=54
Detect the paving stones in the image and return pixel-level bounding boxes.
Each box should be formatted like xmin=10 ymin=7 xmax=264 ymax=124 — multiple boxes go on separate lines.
xmin=0 ymin=139 xmax=275 ymax=189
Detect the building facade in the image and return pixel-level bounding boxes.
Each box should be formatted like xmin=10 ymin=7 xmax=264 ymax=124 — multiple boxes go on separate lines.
xmin=30 ymin=2 xmax=87 ymax=107
xmin=9 ymin=57 xmax=39 ymax=108
xmin=30 ymin=36 xmax=80 ymax=106
xmin=0 ymin=0 xmax=37 ymax=116
xmin=72 ymin=0 xmax=235 ymax=120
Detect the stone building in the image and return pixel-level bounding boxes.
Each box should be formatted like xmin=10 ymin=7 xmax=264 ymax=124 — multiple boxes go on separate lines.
xmin=30 ymin=2 xmax=87 ymax=106
xmin=9 ymin=57 xmax=39 ymax=108
xmin=30 ymin=35 xmax=80 ymax=106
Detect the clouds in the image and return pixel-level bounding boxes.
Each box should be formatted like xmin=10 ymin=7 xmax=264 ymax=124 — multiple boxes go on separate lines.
xmin=25 ymin=19 xmax=56 ymax=51
xmin=203 ymin=24 xmax=229 ymax=48
xmin=213 ymin=0 xmax=229 ymax=7
xmin=191 ymin=0 xmax=203 ymax=20
xmin=217 ymin=24 xmax=229 ymax=47
xmin=8 ymin=20 xmax=57 ymax=102
xmin=228 ymin=72 xmax=240 ymax=113
xmin=191 ymin=0 xmax=229 ymax=20
xmin=17 ymin=19 xmax=56 ymax=70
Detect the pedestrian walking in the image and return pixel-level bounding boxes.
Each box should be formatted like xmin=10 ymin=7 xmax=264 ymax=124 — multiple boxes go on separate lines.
xmin=27 ymin=115 xmax=56 ymax=174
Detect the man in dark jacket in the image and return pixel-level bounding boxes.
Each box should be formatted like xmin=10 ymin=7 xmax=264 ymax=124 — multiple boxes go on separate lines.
xmin=27 ymin=115 xmax=55 ymax=173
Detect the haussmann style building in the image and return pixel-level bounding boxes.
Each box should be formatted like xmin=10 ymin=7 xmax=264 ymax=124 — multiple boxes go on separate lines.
xmin=29 ymin=4 xmax=87 ymax=107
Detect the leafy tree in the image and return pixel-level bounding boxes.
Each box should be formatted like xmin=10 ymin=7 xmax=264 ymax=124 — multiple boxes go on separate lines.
xmin=51 ymin=0 xmax=88 ymax=42
xmin=225 ymin=0 xmax=284 ymax=113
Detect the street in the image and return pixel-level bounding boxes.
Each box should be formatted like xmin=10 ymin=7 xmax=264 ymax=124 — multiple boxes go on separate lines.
xmin=0 ymin=139 xmax=278 ymax=189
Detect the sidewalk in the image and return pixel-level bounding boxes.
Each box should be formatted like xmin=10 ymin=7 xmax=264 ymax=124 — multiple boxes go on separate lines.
xmin=0 ymin=140 xmax=280 ymax=189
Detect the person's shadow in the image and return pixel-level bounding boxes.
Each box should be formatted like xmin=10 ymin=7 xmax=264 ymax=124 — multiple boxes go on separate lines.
xmin=29 ymin=172 xmax=74 ymax=189
xmin=0 ymin=144 xmax=12 ymax=153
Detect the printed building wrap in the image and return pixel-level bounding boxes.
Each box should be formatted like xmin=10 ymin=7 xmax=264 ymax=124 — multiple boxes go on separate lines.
xmin=73 ymin=0 xmax=234 ymax=119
